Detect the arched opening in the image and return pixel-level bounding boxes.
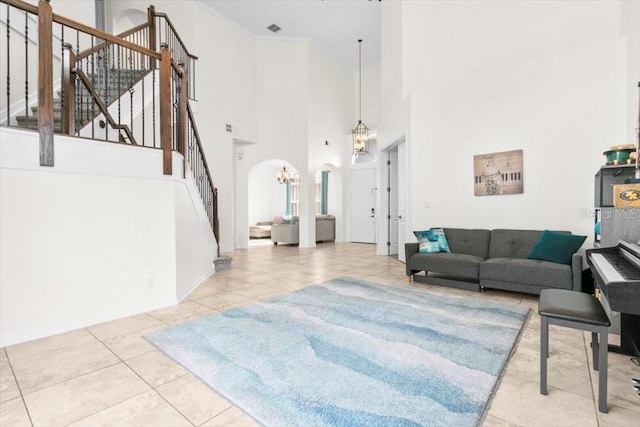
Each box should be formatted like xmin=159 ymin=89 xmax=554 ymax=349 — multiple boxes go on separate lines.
xmin=112 ymin=8 xmax=147 ymax=35
xmin=247 ymin=159 xmax=299 ymax=247
xmin=313 ymin=163 xmax=340 ymax=245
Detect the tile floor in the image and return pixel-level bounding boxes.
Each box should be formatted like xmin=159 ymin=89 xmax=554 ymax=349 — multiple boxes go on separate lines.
xmin=1 ymin=243 xmax=638 ymax=426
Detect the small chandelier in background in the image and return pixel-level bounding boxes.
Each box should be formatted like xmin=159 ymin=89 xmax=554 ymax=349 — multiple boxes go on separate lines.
xmin=352 ymin=39 xmax=369 ymax=156
xmin=276 ymin=165 xmax=293 ymax=184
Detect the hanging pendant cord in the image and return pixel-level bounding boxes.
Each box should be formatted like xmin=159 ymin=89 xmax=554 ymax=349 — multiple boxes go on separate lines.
xmin=358 ymin=39 xmax=362 ymax=123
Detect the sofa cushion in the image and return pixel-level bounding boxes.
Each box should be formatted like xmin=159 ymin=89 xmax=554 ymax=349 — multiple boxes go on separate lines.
xmin=480 ymin=257 xmax=572 ymax=289
xmin=528 ymin=230 xmax=587 ymax=265
xmin=409 ymin=253 xmax=485 ymax=280
xmin=443 ymin=228 xmax=491 ymax=258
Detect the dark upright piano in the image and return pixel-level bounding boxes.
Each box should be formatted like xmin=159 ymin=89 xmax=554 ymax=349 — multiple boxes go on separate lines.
xmin=586 ymin=240 xmax=640 ymax=356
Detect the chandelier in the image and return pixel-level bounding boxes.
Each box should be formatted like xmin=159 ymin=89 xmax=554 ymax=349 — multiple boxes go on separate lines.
xmin=352 ymin=39 xmax=369 ymax=155
xmin=276 ymin=165 xmax=293 ymax=184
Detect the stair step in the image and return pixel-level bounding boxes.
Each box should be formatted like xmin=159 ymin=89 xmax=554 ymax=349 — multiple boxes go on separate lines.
xmin=32 ymin=104 xmax=63 ymax=114
xmin=16 ymin=114 xmax=63 ymax=124
xmin=13 ymin=120 xmax=62 ymax=133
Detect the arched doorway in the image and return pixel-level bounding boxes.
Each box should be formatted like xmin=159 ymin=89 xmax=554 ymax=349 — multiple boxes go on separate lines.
xmin=246 ymin=159 xmax=299 ymax=248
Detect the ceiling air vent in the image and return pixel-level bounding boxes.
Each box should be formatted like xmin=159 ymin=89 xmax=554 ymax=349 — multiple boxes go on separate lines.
xmin=267 ymin=24 xmax=281 ymax=33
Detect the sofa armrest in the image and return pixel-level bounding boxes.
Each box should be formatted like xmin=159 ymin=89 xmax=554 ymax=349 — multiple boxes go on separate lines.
xmin=405 ymin=243 xmax=420 ymax=276
xmin=571 ymin=252 xmax=583 ymax=292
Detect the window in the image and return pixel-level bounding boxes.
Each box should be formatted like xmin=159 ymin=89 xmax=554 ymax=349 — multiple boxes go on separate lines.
xmin=321 ymin=171 xmax=328 ymax=215
xmin=290 ymin=175 xmax=299 ymax=216
xmin=314 ymin=171 xmax=329 ymax=215
xmin=286 ymin=175 xmax=300 ymax=217
xmin=315 ymin=172 xmax=322 ymax=215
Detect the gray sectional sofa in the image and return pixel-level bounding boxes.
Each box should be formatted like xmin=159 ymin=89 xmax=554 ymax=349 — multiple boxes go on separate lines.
xmin=405 ymin=228 xmax=583 ymax=295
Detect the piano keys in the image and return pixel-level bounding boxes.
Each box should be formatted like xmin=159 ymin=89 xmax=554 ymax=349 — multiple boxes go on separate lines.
xmin=586 ymin=240 xmax=640 ymax=356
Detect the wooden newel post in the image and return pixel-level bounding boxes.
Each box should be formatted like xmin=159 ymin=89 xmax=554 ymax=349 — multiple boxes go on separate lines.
xmin=62 ymin=43 xmax=76 ymax=135
xmin=159 ymin=43 xmax=172 ymax=175
xmin=38 ymin=0 xmax=54 ymax=166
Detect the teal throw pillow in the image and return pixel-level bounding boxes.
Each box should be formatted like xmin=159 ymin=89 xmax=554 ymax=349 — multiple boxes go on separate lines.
xmin=527 ymin=230 xmax=586 ymax=265
xmin=414 ymin=228 xmax=451 ymax=254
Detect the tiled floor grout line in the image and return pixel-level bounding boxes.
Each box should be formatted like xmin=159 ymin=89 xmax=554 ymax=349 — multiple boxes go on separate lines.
xmin=4 ymin=350 xmax=35 ymax=427
xmin=149 ymin=382 xmax=196 ymax=427
xmin=583 ymin=331 xmax=603 ymax=427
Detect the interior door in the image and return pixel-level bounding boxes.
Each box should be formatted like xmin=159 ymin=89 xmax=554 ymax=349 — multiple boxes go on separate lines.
xmin=389 ymin=151 xmax=399 ymax=255
xmin=398 ymin=142 xmax=407 ymax=262
xmin=350 ymin=168 xmax=376 ymax=243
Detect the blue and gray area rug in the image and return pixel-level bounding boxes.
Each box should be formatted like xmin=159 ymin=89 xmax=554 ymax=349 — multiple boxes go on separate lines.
xmin=145 ymin=277 xmax=529 ymax=426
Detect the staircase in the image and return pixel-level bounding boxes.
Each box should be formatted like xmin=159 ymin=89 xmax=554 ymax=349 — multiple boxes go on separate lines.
xmin=2 ymin=0 xmax=222 ymax=259
xmin=15 ymin=66 xmax=148 ymax=139
xmin=16 ymin=99 xmax=62 ymax=132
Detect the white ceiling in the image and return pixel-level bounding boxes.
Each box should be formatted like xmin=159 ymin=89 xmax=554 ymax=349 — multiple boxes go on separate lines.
xmin=199 ymin=0 xmax=381 ymax=70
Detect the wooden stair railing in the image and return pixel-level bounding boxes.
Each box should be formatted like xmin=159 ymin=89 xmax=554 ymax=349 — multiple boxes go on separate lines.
xmin=73 ymin=66 xmax=137 ymax=145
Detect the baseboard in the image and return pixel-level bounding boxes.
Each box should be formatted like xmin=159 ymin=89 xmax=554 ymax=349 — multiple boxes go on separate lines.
xmin=177 ymin=265 xmax=215 ymax=302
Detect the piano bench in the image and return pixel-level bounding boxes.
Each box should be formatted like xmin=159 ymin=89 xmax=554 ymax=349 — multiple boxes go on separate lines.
xmin=538 ymin=289 xmax=611 ymax=413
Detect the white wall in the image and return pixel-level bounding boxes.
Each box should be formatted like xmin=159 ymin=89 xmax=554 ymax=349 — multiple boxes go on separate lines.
xmin=52 ymin=0 xmax=96 ymax=27
xmin=0 ymin=128 xmax=216 ymax=346
xmin=0 ymin=168 xmax=176 ymax=347
xmin=175 ymin=180 xmax=216 ymax=301
xmin=356 ymin=64 xmax=381 ymax=131
xmin=307 ymin=45 xmax=354 ymax=243
xmin=380 ymin=0 xmax=407 ymax=148
xmin=621 ymin=0 xmax=640 ymax=145
xmin=384 ymin=0 xmax=634 ymax=251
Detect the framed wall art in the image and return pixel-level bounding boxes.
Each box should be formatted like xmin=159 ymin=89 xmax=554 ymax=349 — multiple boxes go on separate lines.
xmin=473 ymin=149 xmax=523 ymax=196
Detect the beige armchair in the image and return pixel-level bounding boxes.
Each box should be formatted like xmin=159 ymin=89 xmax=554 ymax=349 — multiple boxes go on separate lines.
xmin=271 ymin=216 xmax=299 ymax=245
xmin=315 ymin=215 xmax=335 ymax=242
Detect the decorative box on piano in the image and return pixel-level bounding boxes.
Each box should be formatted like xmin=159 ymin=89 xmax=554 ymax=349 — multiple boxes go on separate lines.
xmin=613 ymin=183 xmax=640 ymax=208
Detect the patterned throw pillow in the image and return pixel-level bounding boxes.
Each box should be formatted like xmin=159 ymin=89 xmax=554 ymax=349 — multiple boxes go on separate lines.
xmin=413 ymin=228 xmax=451 ymax=253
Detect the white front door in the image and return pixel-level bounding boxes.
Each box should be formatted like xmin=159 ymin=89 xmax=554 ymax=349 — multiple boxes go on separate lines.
xmin=398 ymin=141 xmax=407 ymax=262
xmin=350 ymin=168 xmax=376 ymax=243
